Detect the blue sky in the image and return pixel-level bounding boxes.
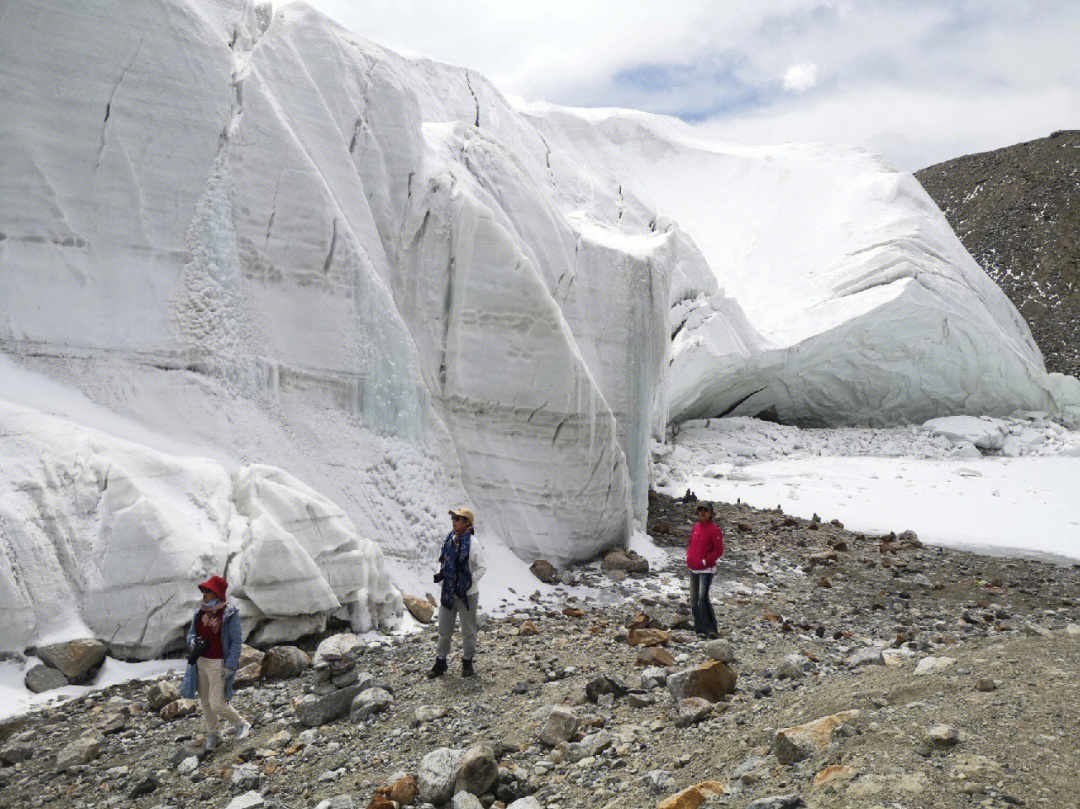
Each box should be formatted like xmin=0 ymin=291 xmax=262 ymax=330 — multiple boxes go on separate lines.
xmin=293 ymin=0 xmax=1080 ymax=170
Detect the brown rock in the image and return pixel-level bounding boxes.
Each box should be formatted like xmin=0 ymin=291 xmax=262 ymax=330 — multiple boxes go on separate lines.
xmin=389 ymin=774 xmax=417 ymax=804
xmin=403 ymin=595 xmax=435 ymax=624
xmin=518 ymin=621 xmax=540 ymax=636
xmin=773 ymin=710 xmax=860 ymax=764
xmin=530 ymin=559 xmax=558 ymax=584
xmin=600 ymin=549 xmax=649 ymax=574
xmin=656 ymin=780 xmax=726 ymax=809
xmin=159 ymin=699 xmax=199 ymax=722
xmin=234 ymin=663 xmax=262 ymax=689
xmin=627 ymin=613 xmax=651 ymax=630
xmin=814 ymin=764 xmax=854 ymax=786
xmin=627 ymin=627 xmax=670 ymax=647
xmin=239 ymin=644 xmax=264 ymax=669
xmin=562 ymin=607 xmax=584 ymax=618
xmin=666 ymin=660 xmax=737 ymax=702
xmin=367 ymin=794 xmax=395 ymax=809
xmin=636 ymin=647 xmax=676 ymax=667
xmin=455 ymin=743 xmax=498 ymax=796
xmin=807 ymin=550 xmax=838 ymax=567
xmin=260 ymin=646 xmax=311 ymax=680
xmin=674 ymin=697 xmax=713 ymax=727
xmin=146 ymin=680 xmax=180 ymax=711
xmin=736 ymin=522 xmax=753 ymax=533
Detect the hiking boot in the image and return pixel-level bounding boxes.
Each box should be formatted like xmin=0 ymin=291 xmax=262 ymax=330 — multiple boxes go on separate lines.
xmin=427 ymin=657 xmax=447 ymax=679
xmin=462 ymin=658 xmax=475 ymax=678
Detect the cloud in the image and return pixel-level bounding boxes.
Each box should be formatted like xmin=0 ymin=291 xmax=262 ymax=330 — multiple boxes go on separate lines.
xmin=783 ymin=62 xmax=818 ymax=93
xmin=286 ymin=0 xmax=1080 ymax=170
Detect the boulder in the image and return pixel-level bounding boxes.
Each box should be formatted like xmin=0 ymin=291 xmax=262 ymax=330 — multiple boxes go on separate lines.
xmin=564 ymin=731 xmax=611 ymax=763
xmin=417 ymin=747 xmax=465 ymax=805
xmin=772 ymin=710 xmax=860 ymax=764
xmin=260 ymin=646 xmax=311 ymax=680
xmin=0 ymin=737 xmax=34 ymax=766
xmin=506 ymin=799 xmax=543 ymax=809
xmin=350 ymin=687 xmax=393 ymax=720
xmin=56 ymin=732 xmax=104 ymax=770
xmin=403 ymin=595 xmax=435 ymax=624
xmin=530 ymin=560 xmax=558 ymax=584
xmin=239 ymin=645 xmax=264 ymax=669
xmin=600 ymin=549 xmax=649 ymax=574
xmin=928 ymin=724 xmax=959 ymax=748
xmin=33 ymin=640 xmax=107 ymax=682
xmin=146 ymin=680 xmax=180 ymax=711
xmin=452 ymin=793 xmax=484 ymax=809
xmin=666 ymin=661 xmax=737 ymax=702
xmin=454 ymin=743 xmax=498 ymax=796
xmin=24 ymin=664 xmax=69 ymax=693
xmin=295 ymin=684 xmax=365 ymax=727
xmin=225 ymin=792 xmax=266 ymax=809
xmin=656 ymin=780 xmax=727 ymax=809
xmin=704 ymin=639 xmax=735 ymax=663
xmin=539 ymin=707 xmax=578 ymax=747
xmin=627 ymin=628 xmax=670 ymax=647
xmin=674 ymin=697 xmax=713 ymax=728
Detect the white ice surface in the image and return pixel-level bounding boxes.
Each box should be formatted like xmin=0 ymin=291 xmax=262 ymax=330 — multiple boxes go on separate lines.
xmin=658 ymin=418 xmax=1080 ymax=562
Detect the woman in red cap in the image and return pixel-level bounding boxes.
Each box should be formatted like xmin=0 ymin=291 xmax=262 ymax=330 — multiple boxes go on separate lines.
xmin=428 ymin=506 xmax=486 ymax=679
xmin=179 ymin=575 xmax=249 ymax=749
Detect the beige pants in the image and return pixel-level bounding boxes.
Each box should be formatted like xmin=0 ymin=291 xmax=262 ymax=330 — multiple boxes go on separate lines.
xmin=196 ymin=656 xmax=244 ymax=734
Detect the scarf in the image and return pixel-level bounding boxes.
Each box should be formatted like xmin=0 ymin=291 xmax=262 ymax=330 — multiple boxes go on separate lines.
xmin=199 ymin=599 xmax=226 ymax=633
xmin=439 ymin=528 xmax=473 ymax=610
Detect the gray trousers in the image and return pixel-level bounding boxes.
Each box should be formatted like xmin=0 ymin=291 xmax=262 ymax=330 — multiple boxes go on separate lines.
xmin=436 ymin=593 xmax=479 ymax=659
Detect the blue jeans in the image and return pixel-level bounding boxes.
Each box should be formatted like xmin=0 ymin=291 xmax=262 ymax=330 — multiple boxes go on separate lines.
xmin=689 ymin=572 xmax=718 ymax=635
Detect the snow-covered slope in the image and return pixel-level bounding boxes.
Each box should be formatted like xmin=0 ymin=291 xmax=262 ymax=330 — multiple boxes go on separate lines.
xmin=2 ymin=0 xmax=1079 ymax=656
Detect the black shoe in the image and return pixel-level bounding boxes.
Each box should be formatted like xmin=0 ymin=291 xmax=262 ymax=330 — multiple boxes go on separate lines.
xmin=427 ymin=658 xmax=447 ymax=679
xmin=461 ymin=659 xmax=475 ymax=678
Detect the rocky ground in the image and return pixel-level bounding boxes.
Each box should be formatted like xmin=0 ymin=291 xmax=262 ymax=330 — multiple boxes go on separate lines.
xmin=3 ymin=492 xmax=1080 ymax=809
xmin=915 ymin=129 xmax=1080 ymax=378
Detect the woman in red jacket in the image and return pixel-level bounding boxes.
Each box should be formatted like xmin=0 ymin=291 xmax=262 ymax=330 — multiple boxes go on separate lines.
xmin=686 ymin=502 xmax=723 ymax=637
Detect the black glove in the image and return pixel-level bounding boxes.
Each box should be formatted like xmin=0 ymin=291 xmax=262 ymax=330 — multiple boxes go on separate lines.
xmin=433 ymin=572 xmax=443 ymax=583
xmin=186 ymin=636 xmax=209 ymax=665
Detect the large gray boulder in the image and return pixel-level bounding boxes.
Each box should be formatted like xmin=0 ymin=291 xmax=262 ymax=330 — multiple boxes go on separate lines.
xmin=417 ymin=747 xmax=464 ymax=805
xmin=34 ymin=640 xmax=107 ymax=682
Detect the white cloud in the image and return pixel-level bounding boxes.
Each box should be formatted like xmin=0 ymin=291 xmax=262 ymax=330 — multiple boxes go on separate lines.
xmin=783 ymin=62 xmax=818 ymax=93
xmin=285 ymin=0 xmax=1080 ymax=170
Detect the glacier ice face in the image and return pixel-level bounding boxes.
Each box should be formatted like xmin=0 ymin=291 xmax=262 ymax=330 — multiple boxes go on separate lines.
xmin=0 ymin=399 xmax=401 ymax=659
xmin=2 ymin=0 xmax=1080 ymax=657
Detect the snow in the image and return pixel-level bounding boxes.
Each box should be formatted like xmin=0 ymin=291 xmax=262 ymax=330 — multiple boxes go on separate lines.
xmin=657 ymin=418 xmax=1080 ymax=562
xmin=2 ymin=0 xmax=1080 ymax=666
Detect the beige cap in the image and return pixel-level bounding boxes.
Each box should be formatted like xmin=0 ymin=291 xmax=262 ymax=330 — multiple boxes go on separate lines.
xmin=449 ymin=506 xmax=474 ymax=524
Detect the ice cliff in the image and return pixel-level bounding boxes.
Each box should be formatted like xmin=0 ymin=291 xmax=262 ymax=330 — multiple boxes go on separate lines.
xmin=1 ymin=0 xmax=1078 ymax=656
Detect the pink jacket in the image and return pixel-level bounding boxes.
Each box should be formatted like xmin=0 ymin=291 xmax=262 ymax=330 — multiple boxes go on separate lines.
xmin=686 ymin=521 xmax=724 ymax=571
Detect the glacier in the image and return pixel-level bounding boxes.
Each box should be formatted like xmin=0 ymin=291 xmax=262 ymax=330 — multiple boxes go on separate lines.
xmin=1 ymin=0 xmax=1078 ymax=657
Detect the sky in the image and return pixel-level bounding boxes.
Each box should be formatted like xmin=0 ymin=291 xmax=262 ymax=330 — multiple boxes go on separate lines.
xmin=286 ymin=0 xmax=1079 ymax=171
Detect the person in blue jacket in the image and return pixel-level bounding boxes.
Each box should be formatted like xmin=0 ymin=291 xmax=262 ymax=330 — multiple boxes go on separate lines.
xmin=179 ymin=575 xmax=249 ymax=749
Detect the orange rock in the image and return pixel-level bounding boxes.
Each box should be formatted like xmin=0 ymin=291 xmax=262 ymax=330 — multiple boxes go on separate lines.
xmin=655 ymin=780 xmax=726 ymax=809
xmin=562 ymin=607 xmax=584 ymax=618
xmin=773 ymin=710 xmax=860 ymax=764
xmin=366 ymin=794 xmax=395 ymax=809
xmin=627 ymin=627 xmax=670 ymax=647
xmin=389 ymin=774 xmax=417 ymax=804
xmin=627 ymin=613 xmax=651 ymax=630
xmin=814 ymin=764 xmax=853 ymax=786
xmin=518 ymin=621 xmax=540 ymax=636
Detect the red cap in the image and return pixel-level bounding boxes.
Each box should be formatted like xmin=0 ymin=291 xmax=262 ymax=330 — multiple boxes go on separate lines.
xmin=198 ymin=575 xmax=228 ymax=601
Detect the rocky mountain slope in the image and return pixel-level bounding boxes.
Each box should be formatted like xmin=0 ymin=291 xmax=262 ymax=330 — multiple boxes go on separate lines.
xmin=916 ymin=131 xmax=1080 ymax=378
xmin=3 ymin=494 xmax=1079 ymax=809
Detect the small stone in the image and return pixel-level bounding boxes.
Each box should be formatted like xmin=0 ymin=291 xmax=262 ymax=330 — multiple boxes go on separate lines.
xmin=234 ymin=662 xmax=262 ymax=689
xmin=225 ymin=791 xmax=266 ymax=809
xmin=129 ymin=776 xmax=159 ymax=798
xmin=772 ymin=710 xmax=860 ymax=764
xmin=146 ymin=680 xmax=180 ymax=710
xmin=1066 ymin=623 xmax=1080 ymax=636
xmin=414 ymin=705 xmax=449 ymax=725
xmin=0 ymin=738 xmax=34 ymax=766
xmin=666 ymin=660 xmax=737 ymax=702
xmin=24 ymin=664 xmax=69 ymax=693
xmin=746 ymin=795 xmax=803 ymax=809
xmin=417 ymin=747 xmax=465 ymax=805
xmin=56 ymin=732 xmax=104 ymax=771
xmin=540 ymin=707 xmax=578 ymax=747
xmin=776 ymin=656 xmax=803 ymax=680
xmin=704 ymin=639 xmax=735 ymax=663
xmin=655 ymin=780 xmax=726 ymax=809
xmin=403 ymin=595 xmax=435 ymax=624
xmin=846 ymin=647 xmax=885 ymax=667
xmin=927 ymin=724 xmax=959 ymax=748
xmin=585 ymin=676 xmax=627 ymax=703
xmin=296 ymin=683 xmax=366 ymax=727
xmin=628 ymin=627 xmax=671 ymax=647
xmin=636 ymin=647 xmax=676 ymax=667
xmin=452 ymin=793 xmax=484 ymax=809
xmin=455 ymin=743 xmax=498 ymax=796
xmin=518 ymin=621 xmax=540 ymax=636
xmin=976 ymin=677 xmax=997 ymax=692
xmin=232 ymin=762 xmax=262 ymax=789
xmin=914 ymin=656 xmax=956 ymax=675
xmin=177 ymin=755 xmax=199 ymax=775
xmin=813 ymin=764 xmax=853 ymax=786
xmin=389 ymin=774 xmax=417 ymax=804
xmin=674 ymin=697 xmax=713 ymax=727
xmin=350 ymin=687 xmax=393 ymax=720
xmin=159 ymin=699 xmax=199 ymax=722
xmin=530 ymin=560 xmax=558 ymax=584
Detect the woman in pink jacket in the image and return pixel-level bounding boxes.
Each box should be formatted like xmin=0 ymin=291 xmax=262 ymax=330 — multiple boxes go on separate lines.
xmin=686 ymin=502 xmax=724 ymax=637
